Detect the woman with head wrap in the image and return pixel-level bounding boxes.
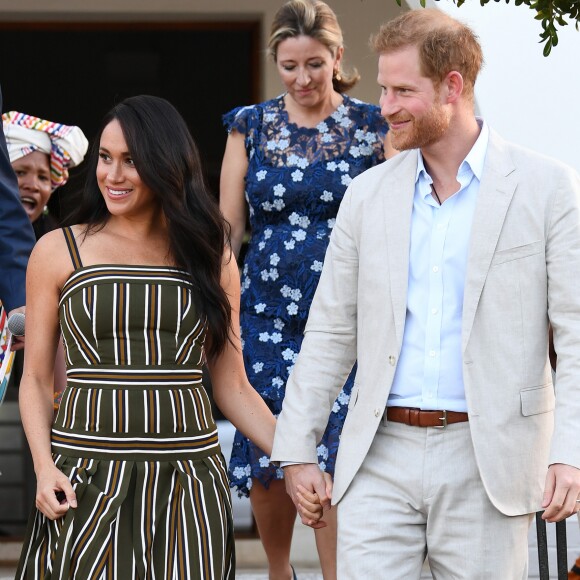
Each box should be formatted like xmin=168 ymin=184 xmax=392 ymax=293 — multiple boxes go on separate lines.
xmin=3 ymin=111 xmax=88 ymax=237
xmin=1 ymin=111 xmax=88 ymax=405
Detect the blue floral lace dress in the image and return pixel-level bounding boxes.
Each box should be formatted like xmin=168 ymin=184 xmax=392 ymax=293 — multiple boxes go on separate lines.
xmin=224 ymin=94 xmax=388 ymax=496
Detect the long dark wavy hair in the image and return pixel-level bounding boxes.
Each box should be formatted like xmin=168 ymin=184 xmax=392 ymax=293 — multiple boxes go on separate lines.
xmin=69 ymin=95 xmax=232 ymax=359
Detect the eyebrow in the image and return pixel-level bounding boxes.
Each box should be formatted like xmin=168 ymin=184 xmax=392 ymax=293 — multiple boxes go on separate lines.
xmin=279 ymin=56 xmax=325 ymax=63
xmin=14 ymin=161 xmax=49 ymax=173
xmin=99 ymin=146 xmax=131 ymax=156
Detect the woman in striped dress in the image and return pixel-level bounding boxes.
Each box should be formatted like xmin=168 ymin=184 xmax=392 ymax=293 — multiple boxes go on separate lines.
xmin=16 ymin=96 xmax=323 ymax=579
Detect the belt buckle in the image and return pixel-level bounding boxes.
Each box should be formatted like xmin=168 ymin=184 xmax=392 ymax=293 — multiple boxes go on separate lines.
xmin=434 ymin=410 xmax=447 ymax=429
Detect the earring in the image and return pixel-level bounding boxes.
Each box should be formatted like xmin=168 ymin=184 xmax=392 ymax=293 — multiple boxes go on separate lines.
xmin=334 ymin=69 xmax=342 ymax=82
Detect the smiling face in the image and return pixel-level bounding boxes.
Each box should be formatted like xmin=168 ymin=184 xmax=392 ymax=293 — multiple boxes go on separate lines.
xmin=96 ymin=119 xmax=158 ymax=220
xmin=276 ymin=35 xmax=342 ymax=109
xmin=378 ymin=45 xmax=450 ymax=151
xmin=12 ymin=150 xmax=52 ymax=223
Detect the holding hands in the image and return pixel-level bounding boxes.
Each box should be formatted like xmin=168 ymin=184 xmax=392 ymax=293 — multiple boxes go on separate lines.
xmin=284 ymin=463 xmax=333 ymax=528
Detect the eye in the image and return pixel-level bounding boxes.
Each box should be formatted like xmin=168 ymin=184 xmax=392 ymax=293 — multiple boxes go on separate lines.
xmin=125 ymin=157 xmax=135 ymax=167
xmin=309 ymin=61 xmax=323 ymax=68
xmin=282 ymin=64 xmax=296 ymax=71
xmin=38 ymin=174 xmax=50 ymax=182
xmin=99 ymin=152 xmax=111 ymax=162
xmin=14 ymin=170 xmax=25 ymax=177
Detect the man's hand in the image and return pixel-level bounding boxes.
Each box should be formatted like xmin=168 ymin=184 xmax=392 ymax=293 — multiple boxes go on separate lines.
xmin=542 ymin=463 xmax=580 ymax=522
xmin=283 ymin=463 xmax=332 ymax=529
xmin=7 ymin=306 xmax=25 ymax=350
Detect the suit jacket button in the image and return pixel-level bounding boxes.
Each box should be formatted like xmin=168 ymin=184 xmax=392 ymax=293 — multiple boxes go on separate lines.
xmin=374 ymin=408 xmax=381 ymax=417
xmin=388 ymin=355 xmax=396 ymax=366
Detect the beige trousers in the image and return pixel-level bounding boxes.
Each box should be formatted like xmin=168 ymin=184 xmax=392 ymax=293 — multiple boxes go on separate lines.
xmin=337 ymin=419 xmax=533 ymax=579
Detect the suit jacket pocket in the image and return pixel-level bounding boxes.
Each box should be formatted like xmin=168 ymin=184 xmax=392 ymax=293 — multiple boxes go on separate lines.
xmin=520 ymin=384 xmax=555 ymax=416
xmin=492 ymin=240 xmax=544 ymax=266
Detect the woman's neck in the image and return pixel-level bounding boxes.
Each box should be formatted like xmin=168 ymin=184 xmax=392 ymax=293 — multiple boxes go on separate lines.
xmin=283 ymin=91 xmax=343 ymax=128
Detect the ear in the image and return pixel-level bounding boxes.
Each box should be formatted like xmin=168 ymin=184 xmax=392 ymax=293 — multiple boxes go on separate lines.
xmin=443 ymin=71 xmax=464 ymax=104
xmin=334 ymin=46 xmax=344 ymax=68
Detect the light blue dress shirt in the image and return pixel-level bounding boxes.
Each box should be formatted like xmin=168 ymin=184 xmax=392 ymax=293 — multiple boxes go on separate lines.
xmin=388 ymin=121 xmax=489 ymax=413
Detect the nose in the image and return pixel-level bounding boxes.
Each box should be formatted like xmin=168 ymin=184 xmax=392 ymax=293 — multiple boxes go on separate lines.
xmin=379 ymin=90 xmax=398 ymax=118
xmin=19 ymin=173 xmax=39 ymax=192
xmin=296 ymin=67 xmax=311 ymax=86
xmin=108 ymin=161 xmax=124 ymax=183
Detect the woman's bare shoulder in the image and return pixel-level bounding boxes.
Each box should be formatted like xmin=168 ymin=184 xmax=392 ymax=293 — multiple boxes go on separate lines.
xmin=29 ymin=227 xmax=81 ymax=289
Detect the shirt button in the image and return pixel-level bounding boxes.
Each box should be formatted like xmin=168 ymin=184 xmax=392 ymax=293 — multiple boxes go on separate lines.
xmin=431 ymin=308 xmax=438 ymax=315
xmin=388 ymin=355 xmax=396 ymax=366
xmin=374 ymin=408 xmax=381 ymax=417
xmin=429 ymin=350 xmax=436 ymax=357
xmin=432 ymin=266 xmax=439 ymax=273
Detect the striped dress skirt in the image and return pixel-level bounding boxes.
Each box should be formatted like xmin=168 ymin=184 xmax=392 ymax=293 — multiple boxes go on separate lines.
xmin=16 ymin=370 xmax=235 ymax=580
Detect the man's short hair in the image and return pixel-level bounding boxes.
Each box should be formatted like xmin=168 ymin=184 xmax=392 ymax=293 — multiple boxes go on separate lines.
xmin=370 ymin=9 xmax=483 ymax=99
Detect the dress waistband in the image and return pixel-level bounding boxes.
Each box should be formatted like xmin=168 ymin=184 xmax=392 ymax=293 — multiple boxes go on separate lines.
xmin=51 ymin=427 xmax=220 ymax=460
xmin=53 ymin=378 xmax=218 ymax=460
xmin=66 ymin=366 xmax=203 ymax=389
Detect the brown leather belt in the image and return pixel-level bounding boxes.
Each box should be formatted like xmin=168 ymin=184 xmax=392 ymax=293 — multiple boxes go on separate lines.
xmin=386 ymin=406 xmax=468 ymax=428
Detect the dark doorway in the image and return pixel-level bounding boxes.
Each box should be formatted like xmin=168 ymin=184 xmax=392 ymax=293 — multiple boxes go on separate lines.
xmin=0 ymin=21 xmax=261 ymax=219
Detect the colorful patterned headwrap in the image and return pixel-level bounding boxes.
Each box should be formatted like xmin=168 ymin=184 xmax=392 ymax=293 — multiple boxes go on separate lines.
xmin=2 ymin=111 xmax=89 ymax=191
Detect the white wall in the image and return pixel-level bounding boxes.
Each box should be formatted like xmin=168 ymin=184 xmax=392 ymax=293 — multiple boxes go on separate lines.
xmin=411 ymin=0 xmax=580 ymax=173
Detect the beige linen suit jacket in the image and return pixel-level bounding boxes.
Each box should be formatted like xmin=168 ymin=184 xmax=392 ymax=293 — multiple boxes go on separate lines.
xmin=271 ymin=130 xmax=580 ymax=516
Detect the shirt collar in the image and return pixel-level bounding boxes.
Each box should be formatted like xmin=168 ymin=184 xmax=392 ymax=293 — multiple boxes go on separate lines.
xmin=415 ymin=118 xmax=489 ymax=187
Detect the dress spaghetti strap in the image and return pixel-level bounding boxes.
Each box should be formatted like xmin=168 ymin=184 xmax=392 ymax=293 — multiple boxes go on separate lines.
xmin=62 ymin=226 xmax=84 ymax=270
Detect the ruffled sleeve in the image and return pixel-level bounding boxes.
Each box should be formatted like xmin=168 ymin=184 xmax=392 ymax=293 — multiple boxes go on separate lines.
xmin=222 ymin=104 xmax=263 ymax=159
xmin=222 ymin=105 xmax=260 ymax=134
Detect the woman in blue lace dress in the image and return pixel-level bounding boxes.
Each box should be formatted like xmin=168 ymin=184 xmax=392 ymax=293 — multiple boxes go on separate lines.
xmin=220 ymin=1 xmax=393 ymax=578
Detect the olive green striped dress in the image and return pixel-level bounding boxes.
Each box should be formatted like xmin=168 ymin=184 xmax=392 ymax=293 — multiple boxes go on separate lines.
xmin=17 ymin=227 xmax=235 ymax=579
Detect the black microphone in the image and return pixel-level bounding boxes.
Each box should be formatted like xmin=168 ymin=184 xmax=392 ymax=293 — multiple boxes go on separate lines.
xmin=7 ymin=312 xmax=25 ymax=337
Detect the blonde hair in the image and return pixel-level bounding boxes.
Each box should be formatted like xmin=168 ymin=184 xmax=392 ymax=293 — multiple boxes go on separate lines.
xmin=370 ymin=9 xmax=483 ymax=100
xmin=269 ymin=0 xmax=360 ymax=93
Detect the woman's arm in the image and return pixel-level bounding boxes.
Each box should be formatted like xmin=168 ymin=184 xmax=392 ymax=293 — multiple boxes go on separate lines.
xmin=219 ymin=131 xmax=249 ymax=259
xmin=53 ymin=339 xmax=68 ymax=394
xmin=19 ymin=231 xmax=77 ymax=519
xmin=206 ymin=255 xmax=275 ymax=454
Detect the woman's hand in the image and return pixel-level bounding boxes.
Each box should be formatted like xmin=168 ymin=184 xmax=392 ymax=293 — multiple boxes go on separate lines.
xmin=35 ymin=464 xmax=77 ymax=520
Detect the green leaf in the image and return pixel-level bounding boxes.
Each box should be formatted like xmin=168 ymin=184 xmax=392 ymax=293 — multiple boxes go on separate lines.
xmin=543 ymin=41 xmax=552 ymax=56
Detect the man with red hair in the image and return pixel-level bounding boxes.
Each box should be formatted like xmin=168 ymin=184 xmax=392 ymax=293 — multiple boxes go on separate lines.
xmin=273 ymin=9 xmax=580 ymax=578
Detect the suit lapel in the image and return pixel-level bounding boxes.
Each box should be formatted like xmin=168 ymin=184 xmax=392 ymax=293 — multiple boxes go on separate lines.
xmin=384 ymin=151 xmax=417 ymax=346
xmin=462 ymin=131 xmax=517 ymax=351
